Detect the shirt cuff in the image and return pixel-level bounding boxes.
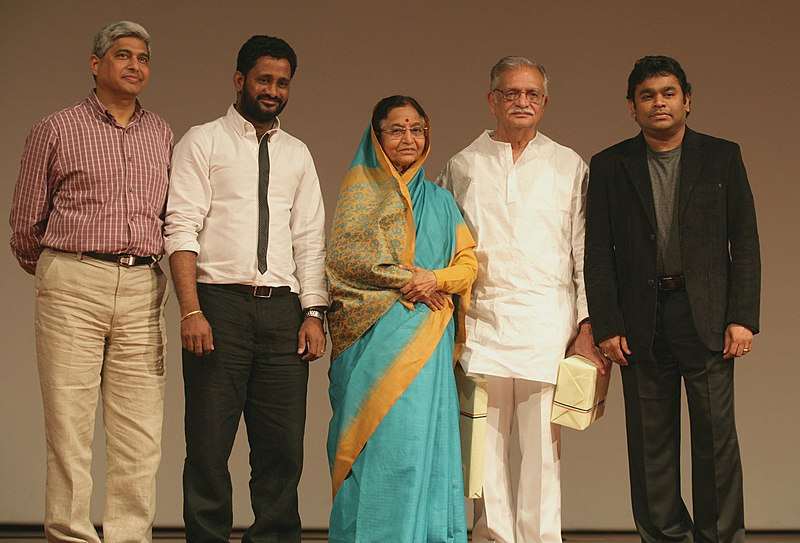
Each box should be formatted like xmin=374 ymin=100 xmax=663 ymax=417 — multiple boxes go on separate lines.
xmin=164 ymin=238 xmax=200 ymax=257
xmin=300 ymin=293 xmax=329 ymax=309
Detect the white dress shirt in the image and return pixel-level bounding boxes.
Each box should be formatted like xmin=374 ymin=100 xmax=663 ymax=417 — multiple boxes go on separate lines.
xmin=164 ymin=105 xmax=328 ymax=309
xmin=437 ymin=130 xmax=588 ymax=383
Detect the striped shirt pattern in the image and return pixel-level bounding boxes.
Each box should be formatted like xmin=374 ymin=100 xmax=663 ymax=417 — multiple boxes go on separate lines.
xmin=10 ymin=91 xmax=173 ymax=274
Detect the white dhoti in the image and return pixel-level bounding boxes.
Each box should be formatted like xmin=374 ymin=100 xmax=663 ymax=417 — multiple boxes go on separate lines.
xmin=472 ymin=375 xmax=562 ymax=543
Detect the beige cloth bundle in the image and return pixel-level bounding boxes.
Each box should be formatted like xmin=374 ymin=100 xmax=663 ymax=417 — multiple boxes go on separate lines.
xmin=551 ymin=354 xmax=611 ymax=430
xmin=455 ymin=364 xmax=488 ymax=498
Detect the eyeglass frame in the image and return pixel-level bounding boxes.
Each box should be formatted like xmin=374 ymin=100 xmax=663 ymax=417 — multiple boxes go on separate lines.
xmin=492 ymin=87 xmax=547 ymax=105
xmin=377 ymin=125 xmax=429 ymax=140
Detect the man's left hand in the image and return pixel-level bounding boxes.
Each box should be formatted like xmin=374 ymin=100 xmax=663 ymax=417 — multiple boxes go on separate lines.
xmin=566 ymin=321 xmax=611 ymax=376
xmin=723 ymin=324 xmax=754 ymax=359
xmin=298 ymin=317 xmax=326 ymax=362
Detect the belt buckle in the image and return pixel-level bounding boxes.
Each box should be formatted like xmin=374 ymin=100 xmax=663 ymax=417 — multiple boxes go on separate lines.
xmin=253 ymin=286 xmax=272 ymax=298
xmin=118 ymin=255 xmax=136 ymax=267
xmin=658 ymin=275 xmax=684 ymax=291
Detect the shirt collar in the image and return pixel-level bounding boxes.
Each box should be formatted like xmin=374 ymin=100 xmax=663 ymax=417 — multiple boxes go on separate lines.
xmin=483 ymin=129 xmax=544 ymax=147
xmin=87 ymin=90 xmax=144 ymax=127
xmin=226 ymin=103 xmax=282 ymax=142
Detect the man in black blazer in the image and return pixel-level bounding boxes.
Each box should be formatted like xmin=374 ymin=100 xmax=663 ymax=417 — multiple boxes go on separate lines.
xmin=584 ymin=56 xmax=760 ymax=543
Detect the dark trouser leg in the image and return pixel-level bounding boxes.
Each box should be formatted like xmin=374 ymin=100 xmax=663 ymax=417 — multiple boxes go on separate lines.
xmin=242 ymin=294 xmax=307 ymax=543
xmin=183 ymin=285 xmax=254 ymax=543
xmin=663 ymin=292 xmax=744 ymax=543
xmin=621 ymin=344 xmax=693 ymax=542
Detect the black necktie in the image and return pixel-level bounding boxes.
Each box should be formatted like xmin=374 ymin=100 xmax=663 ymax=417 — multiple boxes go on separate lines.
xmin=257 ymin=135 xmax=270 ymax=273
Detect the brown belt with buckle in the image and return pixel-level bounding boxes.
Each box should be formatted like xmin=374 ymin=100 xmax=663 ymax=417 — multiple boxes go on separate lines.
xmin=218 ymin=284 xmax=292 ymax=298
xmin=52 ymin=248 xmax=158 ymax=267
xmin=658 ymin=275 xmax=686 ymax=292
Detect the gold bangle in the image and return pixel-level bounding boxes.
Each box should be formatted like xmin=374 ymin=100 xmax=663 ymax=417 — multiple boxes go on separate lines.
xmin=180 ymin=309 xmax=203 ymax=322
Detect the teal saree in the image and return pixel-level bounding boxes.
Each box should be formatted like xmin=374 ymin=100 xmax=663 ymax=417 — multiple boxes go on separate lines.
xmin=326 ymin=124 xmax=475 ymax=543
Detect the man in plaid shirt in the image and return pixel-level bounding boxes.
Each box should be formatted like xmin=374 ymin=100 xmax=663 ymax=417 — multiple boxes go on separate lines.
xmin=9 ymin=21 xmax=173 ymax=543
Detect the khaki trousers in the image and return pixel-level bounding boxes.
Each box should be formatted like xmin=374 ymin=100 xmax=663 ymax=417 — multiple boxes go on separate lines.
xmin=473 ymin=376 xmax=561 ymax=543
xmin=34 ymin=249 xmax=168 ymax=543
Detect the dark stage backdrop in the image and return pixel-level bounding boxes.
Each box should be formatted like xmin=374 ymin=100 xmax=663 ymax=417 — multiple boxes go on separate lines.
xmin=2 ymin=0 xmax=797 ymax=530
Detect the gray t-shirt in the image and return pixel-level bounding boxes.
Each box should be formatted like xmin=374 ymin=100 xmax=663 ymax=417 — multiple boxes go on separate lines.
xmin=647 ymin=145 xmax=683 ymax=275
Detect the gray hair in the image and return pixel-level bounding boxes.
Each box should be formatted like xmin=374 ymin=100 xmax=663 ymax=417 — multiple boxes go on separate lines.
xmin=92 ymin=21 xmax=151 ymax=58
xmin=490 ymin=56 xmax=550 ymax=96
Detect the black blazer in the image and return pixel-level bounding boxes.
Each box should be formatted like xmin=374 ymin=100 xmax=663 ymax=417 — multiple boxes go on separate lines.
xmin=584 ymin=128 xmax=760 ymax=360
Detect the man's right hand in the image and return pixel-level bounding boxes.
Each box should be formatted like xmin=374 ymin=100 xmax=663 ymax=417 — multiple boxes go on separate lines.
xmin=181 ymin=313 xmax=214 ymax=357
xmin=598 ymin=335 xmax=631 ymax=366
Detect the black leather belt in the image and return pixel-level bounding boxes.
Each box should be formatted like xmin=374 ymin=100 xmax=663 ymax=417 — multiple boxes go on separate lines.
xmin=52 ymin=248 xmax=158 ymax=267
xmin=658 ymin=275 xmax=686 ymax=292
xmin=218 ymin=284 xmax=292 ymax=298
xmin=82 ymin=251 xmax=158 ymax=267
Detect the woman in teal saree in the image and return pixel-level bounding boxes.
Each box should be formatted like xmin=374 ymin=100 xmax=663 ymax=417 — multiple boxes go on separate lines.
xmin=326 ymin=96 xmax=477 ymax=543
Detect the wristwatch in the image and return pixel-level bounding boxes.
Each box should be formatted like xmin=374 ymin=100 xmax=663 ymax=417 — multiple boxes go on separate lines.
xmin=303 ymin=308 xmax=325 ymax=322
xmin=303 ymin=307 xmax=326 ymax=333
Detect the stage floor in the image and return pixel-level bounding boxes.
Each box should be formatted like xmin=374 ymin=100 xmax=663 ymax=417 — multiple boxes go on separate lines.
xmin=1 ymin=530 xmax=799 ymax=542
xmin=564 ymin=534 xmax=799 ymax=542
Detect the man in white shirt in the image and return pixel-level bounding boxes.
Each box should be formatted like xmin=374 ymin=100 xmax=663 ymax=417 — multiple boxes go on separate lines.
xmin=164 ymin=35 xmax=327 ymax=543
xmin=438 ymin=56 xmax=607 ymax=543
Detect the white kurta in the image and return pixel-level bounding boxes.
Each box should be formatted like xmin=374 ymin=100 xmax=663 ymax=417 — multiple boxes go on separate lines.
xmin=437 ymin=130 xmax=589 ymax=384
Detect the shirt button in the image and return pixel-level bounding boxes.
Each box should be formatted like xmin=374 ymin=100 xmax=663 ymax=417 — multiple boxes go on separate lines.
xmin=129 ymin=187 xmax=134 ymax=192
xmin=647 ymin=279 xmax=655 ymax=286
xmin=649 ymin=233 xmax=656 ymax=240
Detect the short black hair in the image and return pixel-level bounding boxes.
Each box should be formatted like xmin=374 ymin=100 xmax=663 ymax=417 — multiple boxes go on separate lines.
xmin=236 ymin=35 xmax=297 ymax=77
xmin=371 ymin=95 xmax=427 ymax=135
xmin=626 ymin=55 xmax=691 ymax=101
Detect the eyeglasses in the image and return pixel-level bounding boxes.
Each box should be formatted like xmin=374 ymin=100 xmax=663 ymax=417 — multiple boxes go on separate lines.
xmin=493 ymin=88 xmax=546 ymax=105
xmin=378 ymin=126 xmax=428 ymax=140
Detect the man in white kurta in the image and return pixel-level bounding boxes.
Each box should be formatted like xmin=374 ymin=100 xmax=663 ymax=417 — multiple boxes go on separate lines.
xmin=438 ymin=56 xmax=607 ymax=543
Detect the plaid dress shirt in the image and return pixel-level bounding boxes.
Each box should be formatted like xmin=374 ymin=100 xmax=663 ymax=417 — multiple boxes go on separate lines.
xmin=10 ymin=91 xmax=173 ymax=274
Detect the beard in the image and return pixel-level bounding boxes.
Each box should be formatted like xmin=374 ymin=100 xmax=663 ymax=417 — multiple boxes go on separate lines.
xmin=238 ymin=87 xmax=288 ymax=125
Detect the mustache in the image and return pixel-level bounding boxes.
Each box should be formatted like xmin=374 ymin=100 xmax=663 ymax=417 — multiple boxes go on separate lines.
xmin=509 ymin=106 xmax=534 ymax=115
xmin=257 ymin=93 xmax=282 ymax=103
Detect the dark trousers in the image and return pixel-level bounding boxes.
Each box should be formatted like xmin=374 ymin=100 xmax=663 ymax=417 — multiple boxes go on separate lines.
xmin=183 ymin=284 xmax=308 ymax=543
xmin=621 ymin=290 xmax=744 ymax=543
